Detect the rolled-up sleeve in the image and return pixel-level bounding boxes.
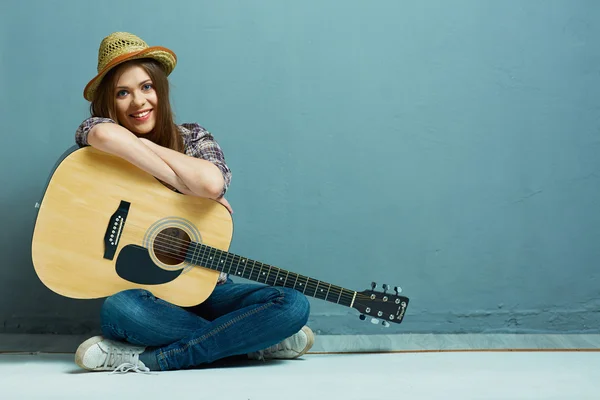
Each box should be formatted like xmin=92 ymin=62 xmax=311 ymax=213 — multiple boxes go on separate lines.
xmin=181 ymin=123 xmax=232 ymax=198
xmin=75 ymin=117 xmax=117 ymax=147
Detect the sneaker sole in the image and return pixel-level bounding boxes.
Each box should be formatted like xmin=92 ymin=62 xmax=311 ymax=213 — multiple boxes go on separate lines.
xmin=74 ymin=335 xmax=105 ymax=371
xmin=296 ymin=326 xmax=315 ymax=358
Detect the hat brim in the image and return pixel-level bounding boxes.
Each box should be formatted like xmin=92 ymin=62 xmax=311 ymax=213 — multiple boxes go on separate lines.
xmin=83 ymin=46 xmax=177 ymax=101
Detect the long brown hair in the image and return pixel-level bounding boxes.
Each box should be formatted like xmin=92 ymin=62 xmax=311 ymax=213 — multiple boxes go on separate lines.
xmin=90 ymin=58 xmax=184 ymax=152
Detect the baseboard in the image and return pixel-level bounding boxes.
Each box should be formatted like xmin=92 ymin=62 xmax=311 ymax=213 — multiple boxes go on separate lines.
xmin=2 ymin=333 xmax=600 ymax=354
xmin=309 ymin=333 xmax=600 ymax=353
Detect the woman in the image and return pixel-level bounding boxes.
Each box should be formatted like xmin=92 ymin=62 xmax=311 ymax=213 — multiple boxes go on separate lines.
xmin=74 ymin=32 xmax=313 ymax=373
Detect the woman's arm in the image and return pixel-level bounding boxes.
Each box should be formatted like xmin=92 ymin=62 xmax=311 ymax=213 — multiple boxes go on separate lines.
xmin=139 ymin=138 xmax=233 ymax=214
xmin=87 ymin=123 xmax=195 ymax=195
xmin=138 ymin=138 xmax=224 ymax=199
xmin=86 ymin=122 xmax=233 ymax=213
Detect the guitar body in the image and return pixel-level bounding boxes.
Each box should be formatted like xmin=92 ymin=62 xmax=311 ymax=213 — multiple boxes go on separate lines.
xmin=31 ymin=146 xmax=233 ymax=307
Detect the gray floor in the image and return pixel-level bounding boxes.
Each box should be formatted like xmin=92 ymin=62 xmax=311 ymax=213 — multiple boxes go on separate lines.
xmin=2 ymin=351 xmax=600 ymax=399
xmin=4 ymin=333 xmax=600 ymax=353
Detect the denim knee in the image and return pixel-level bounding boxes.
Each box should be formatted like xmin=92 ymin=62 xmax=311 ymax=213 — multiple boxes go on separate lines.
xmin=100 ymin=289 xmax=151 ymax=324
xmin=277 ymin=287 xmax=311 ymax=329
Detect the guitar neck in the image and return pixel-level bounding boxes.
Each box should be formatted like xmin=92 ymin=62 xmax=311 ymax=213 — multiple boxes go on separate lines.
xmin=186 ymin=242 xmax=357 ymax=308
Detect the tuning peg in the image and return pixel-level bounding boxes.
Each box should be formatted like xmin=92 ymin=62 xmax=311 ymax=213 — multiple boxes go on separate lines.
xmin=382 ymin=321 xmax=390 ymax=328
xmin=371 ymin=281 xmax=377 ymax=290
xmin=394 ymin=286 xmax=402 ymax=295
xmin=371 ymin=318 xmax=379 ymax=324
xmin=359 ymin=314 xmax=366 ymax=320
xmin=382 ymin=284 xmax=389 ymax=293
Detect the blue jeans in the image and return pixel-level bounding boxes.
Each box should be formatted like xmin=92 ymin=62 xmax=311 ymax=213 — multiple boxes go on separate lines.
xmin=100 ymin=279 xmax=310 ymax=371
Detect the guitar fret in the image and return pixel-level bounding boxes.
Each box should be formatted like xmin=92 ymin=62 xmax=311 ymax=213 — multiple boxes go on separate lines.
xmin=256 ymin=261 xmax=264 ymax=282
xmin=194 ymin=243 xmax=202 ymax=266
xmin=261 ymin=263 xmax=268 ymax=284
xmin=199 ymin=245 xmax=206 ymax=267
xmin=236 ymin=258 xmax=242 ymax=277
xmin=340 ymin=289 xmax=355 ymax=307
xmin=232 ymin=253 xmax=239 ymax=276
xmin=248 ymin=259 xmax=255 ymax=280
xmin=267 ymin=266 xmax=277 ymax=286
xmin=187 ymin=242 xmax=196 ymax=264
xmin=226 ymin=251 xmax=233 ymax=274
xmin=260 ymin=264 xmax=266 ymax=283
xmin=241 ymin=257 xmax=247 ymax=278
xmin=201 ymin=245 xmax=209 ymax=268
xmin=301 ymin=276 xmax=308 ymax=294
xmin=221 ymin=249 xmax=228 ymax=272
xmin=197 ymin=243 xmax=206 ymax=267
xmin=222 ymin=249 xmax=229 ymax=273
xmin=280 ymin=270 xmax=286 ymax=286
xmin=220 ymin=249 xmax=228 ymax=272
xmin=313 ymin=281 xmax=328 ymax=300
xmin=227 ymin=253 xmax=233 ymax=274
xmin=189 ymin=242 xmax=196 ymax=264
xmin=212 ymin=247 xmax=221 ymax=271
xmin=211 ymin=247 xmax=218 ymax=270
xmin=257 ymin=262 xmax=264 ymax=283
xmin=227 ymin=252 xmax=233 ymax=274
xmin=283 ymin=271 xmax=289 ymax=287
xmin=314 ymin=280 xmax=320 ymax=297
xmin=286 ymin=272 xmax=297 ymax=289
xmin=209 ymin=247 xmax=217 ymax=271
xmin=328 ymin=286 xmax=339 ymax=302
xmin=220 ymin=248 xmax=226 ymax=271
xmin=201 ymin=244 xmax=208 ymax=267
xmin=268 ymin=266 xmax=275 ymax=285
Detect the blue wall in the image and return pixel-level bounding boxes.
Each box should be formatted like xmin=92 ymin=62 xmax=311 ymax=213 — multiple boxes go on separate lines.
xmin=1 ymin=0 xmax=599 ymax=335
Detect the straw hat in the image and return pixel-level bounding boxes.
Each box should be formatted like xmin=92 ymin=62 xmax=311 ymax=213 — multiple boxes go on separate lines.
xmin=83 ymin=32 xmax=177 ymax=101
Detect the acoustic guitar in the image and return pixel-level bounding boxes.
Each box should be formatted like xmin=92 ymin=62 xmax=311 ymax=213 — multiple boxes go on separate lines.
xmin=31 ymin=146 xmax=409 ymax=327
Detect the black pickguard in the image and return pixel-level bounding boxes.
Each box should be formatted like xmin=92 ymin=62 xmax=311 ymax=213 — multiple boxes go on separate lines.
xmin=115 ymin=245 xmax=182 ymax=285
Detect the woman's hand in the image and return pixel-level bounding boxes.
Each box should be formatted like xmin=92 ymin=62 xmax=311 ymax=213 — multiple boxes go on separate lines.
xmin=216 ymin=197 xmax=233 ymax=214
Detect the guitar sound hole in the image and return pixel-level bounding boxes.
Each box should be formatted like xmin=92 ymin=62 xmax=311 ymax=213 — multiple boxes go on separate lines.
xmin=154 ymin=228 xmax=192 ymax=266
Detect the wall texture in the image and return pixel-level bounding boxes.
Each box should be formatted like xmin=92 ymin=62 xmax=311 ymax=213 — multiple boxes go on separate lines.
xmin=1 ymin=0 xmax=599 ymax=337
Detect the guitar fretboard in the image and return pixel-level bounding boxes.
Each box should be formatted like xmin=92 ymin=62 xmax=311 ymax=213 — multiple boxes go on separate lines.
xmin=185 ymin=242 xmax=356 ymax=307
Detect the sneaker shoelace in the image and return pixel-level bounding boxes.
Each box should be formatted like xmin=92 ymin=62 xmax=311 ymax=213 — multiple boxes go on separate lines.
xmin=102 ymin=345 xmax=153 ymax=375
xmin=263 ymin=338 xmax=301 ymax=356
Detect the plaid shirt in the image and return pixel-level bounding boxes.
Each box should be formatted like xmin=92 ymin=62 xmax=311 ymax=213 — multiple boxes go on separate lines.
xmin=75 ymin=117 xmax=231 ymax=285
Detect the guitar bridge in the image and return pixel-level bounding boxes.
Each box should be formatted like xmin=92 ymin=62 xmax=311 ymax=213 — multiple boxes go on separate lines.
xmin=103 ymin=200 xmax=130 ymax=260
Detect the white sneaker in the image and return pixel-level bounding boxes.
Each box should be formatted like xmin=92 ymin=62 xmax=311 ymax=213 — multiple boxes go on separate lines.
xmin=75 ymin=336 xmax=151 ymax=374
xmin=249 ymin=326 xmax=315 ymax=360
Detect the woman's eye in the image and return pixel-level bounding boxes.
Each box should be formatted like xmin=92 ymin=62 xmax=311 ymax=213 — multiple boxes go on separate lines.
xmin=117 ymin=90 xmax=128 ymax=97
xmin=143 ymin=84 xmax=153 ymax=90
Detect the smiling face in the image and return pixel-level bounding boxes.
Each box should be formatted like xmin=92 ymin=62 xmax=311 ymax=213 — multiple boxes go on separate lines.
xmin=113 ymin=63 xmax=158 ymax=135
xmin=90 ymin=58 xmax=183 ymax=152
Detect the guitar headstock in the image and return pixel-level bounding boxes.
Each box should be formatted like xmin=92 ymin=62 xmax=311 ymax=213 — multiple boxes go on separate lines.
xmin=353 ymin=282 xmax=409 ymax=327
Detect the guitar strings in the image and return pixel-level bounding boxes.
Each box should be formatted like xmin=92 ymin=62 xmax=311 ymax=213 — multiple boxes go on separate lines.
xmin=148 ymin=238 xmax=373 ymax=304
xmin=154 ymin=236 xmax=361 ymax=304
xmin=115 ymin=223 xmax=392 ymax=303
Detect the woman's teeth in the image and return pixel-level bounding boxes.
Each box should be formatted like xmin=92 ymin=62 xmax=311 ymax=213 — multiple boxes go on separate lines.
xmin=132 ymin=110 xmax=151 ymax=118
